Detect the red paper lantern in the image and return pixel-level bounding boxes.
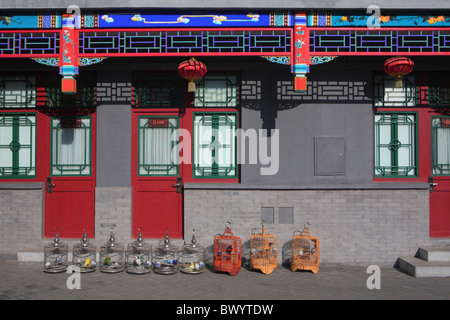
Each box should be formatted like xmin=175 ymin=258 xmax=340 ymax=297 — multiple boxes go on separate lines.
xmin=178 ymin=57 xmax=207 ymax=92
xmin=384 ymin=56 xmax=414 ymax=88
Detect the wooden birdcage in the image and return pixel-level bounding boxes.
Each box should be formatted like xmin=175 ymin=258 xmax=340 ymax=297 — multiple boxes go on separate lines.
xmin=213 ymin=225 xmax=242 ymax=276
xmin=250 ymin=225 xmax=278 ymax=275
xmin=291 ymin=227 xmax=320 ymax=273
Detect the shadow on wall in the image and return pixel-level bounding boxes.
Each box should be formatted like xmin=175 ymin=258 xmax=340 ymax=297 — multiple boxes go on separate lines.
xmin=241 ymin=75 xmax=373 ymax=137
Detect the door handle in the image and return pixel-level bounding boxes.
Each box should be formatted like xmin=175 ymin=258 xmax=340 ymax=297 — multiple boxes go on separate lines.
xmin=428 ymin=177 xmax=438 ymax=193
xmin=47 ymin=177 xmax=56 ymax=193
xmin=172 ymin=177 xmax=183 ymax=194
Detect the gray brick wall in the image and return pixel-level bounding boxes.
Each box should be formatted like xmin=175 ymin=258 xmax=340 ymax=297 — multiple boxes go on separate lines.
xmin=0 ymin=189 xmax=43 ymax=256
xmin=94 ymin=187 xmax=133 ymax=246
xmin=184 ymin=188 xmax=448 ymax=266
xmin=2 ymin=185 xmax=448 ymax=266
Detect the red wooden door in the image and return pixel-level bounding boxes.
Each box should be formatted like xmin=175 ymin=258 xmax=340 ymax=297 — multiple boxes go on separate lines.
xmin=44 ymin=115 xmax=96 ymax=239
xmin=430 ymin=177 xmax=450 ymax=237
xmin=132 ymin=110 xmax=183 ymax=239
xmin=429 ymin=116 xmax=450 ymax=238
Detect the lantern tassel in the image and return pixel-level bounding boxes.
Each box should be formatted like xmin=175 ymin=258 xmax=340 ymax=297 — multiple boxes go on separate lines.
xmin=188 ymin=80 xmax=196 ymax=93
xmin=394 ymin=75 xmax=403 ymax=88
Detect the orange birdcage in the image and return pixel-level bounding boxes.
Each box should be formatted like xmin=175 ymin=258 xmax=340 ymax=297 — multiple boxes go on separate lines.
xmin=213 ymin=225 xmax=242 ymax=276
xmin=250 ymin=224 xmax=278 ymax=275
xmin=291 ymin=227 xmax=320 ymax=273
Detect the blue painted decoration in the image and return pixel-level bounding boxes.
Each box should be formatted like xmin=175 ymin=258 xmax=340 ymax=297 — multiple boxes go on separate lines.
xmin=98 ymin=11 xmax=274 ymax=28
xmin=308 ymin=10 xmax=450 ymax=27
xmin=0 ymin=12 xmax=61 ymax=29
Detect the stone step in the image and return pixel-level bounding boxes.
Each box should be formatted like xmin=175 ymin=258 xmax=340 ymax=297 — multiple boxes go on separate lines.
xmin=418 ymin=246 xmax=450 ymax=262
xmin=397 ymin=256 xmax=450 ymax=278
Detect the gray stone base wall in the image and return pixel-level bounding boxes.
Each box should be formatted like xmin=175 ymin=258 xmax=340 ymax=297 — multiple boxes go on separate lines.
xmin=0 ymin=188 xmax=44 ymax=257
xmin=2 ymin=185 xmax=449 ymax=267
xmin=184 ymin=188 xmax=449 ymax=266
xmin=94 ymin=187 xmax=133 ymax=246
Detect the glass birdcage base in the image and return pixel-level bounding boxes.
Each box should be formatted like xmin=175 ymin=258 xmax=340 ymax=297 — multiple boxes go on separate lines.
xmin=179 ymin=262 xmax=205 ymax=274
xmin=126 ymin=265 xmax=151 ymax=275
xmin=100 ymin=264 xmax=124 ymax=273
xmin=153 ymin=263 xmax=178 ymax=275
xmin=44 ymin=263 xmax=68 ymax=273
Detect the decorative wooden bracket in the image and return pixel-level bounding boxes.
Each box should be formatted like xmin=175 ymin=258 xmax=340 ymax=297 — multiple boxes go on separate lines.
xmin=293 ymin=12 xmax=310 ymax=93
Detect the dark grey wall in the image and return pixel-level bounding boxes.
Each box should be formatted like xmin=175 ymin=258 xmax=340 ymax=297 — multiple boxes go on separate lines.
xmin=96 ymin=70 xmax=132 ymax=187
xmin=240 ymin=65 xmax=373 ymax=186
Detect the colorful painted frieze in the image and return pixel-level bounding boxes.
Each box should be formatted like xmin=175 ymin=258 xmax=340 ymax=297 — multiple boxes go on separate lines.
xmin=0 ymin=12 xmax=61 ymax=29
xmin=98 ymin=10 xmax=292 ymax=28
xmin=309 ymin=10 xmax=450 ymax=27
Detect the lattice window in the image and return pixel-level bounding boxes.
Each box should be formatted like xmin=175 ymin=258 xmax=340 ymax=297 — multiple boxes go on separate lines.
xmin=79 ymin=30 xmax=291 ymax=55
xmin=426 ymin=74 xmax=450 ymax=109
xmin=432 ymin=116 xmax=450 ymax=176
xmin=0 ymin=113 xmax=36 ymax=178
xmin=0 ymin=76 xmax=36 ymax=108
xmin=0 ymin=31 xmax=60 ymax=55
xmin=46 ymin=74 xmax=97 ymax=108
xmin=138 ymin=116 xmax=179 ymax=176
xmin=374 ymin=74 xmax=416 ymax=107
xmin=51 ymin=117 xmax=92 ymax=176
xmin=132 ymin=73 xmax=184 ymax=108
xmin=193 ymin=113 xmax=238 ymax=178
xmin=374 ymin=112 xmax=417 ymax=177
xmin=195 ymin=75 xmax=239 ymax=107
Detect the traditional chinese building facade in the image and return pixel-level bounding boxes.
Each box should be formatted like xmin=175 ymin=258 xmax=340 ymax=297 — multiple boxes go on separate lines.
xmin=0 ymin=1 xmax=449 ymax=266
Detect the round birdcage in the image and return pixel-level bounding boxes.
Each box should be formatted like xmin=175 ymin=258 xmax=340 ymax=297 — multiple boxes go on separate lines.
xmin=99 ymin=230 xmax=124 ymax=273
xmin=213 ymin=223 xmax=242 ymax=276
xmin=72 ymin=228 xmax=97 ymax=273
xmin=250 ymin=224 xmax=278 ymax=275
xmin=125 ymin=228 xmax=152 ymax=275
xmin=152 ymin=231 xmax=179 ymax=275
xmin=44 ymin=233 xmax=68 ymax=273
xmin=179 ymin=229 xmax=205 ymax=274
xmin=291 ymin=227 xmax=320 ymax=273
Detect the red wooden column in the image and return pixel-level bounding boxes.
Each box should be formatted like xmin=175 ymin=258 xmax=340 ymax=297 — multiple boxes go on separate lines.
xmin=60 ymin=13 xmax=79 ymax=94
xmin=293 ymin=12 xmax=310 ymax=92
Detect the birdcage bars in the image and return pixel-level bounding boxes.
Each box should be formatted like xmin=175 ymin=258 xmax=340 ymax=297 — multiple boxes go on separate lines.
xmin=213 ymin=224 xmax=242 ymax=276
xmin=44 ymin=233 xmax=68 ymax=273
xmin=152 ymin=231 xmax=179 ymax=275
xmin=250 ymin=225 xmax=278 ymax=275
xmin=100 ymin=230 xmax=124 ymax=273
xmin=72 ymin=228 xmax=97 ymax=273
xmin=179 ymin=229 xmax=205 ymax=274
xmin=291 ymin=227 xmax=320 ymax=274
xmin=125 ymin=228 xmax=152 ymax=275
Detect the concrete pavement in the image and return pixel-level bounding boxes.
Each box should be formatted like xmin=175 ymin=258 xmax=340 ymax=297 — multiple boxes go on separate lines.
xmin=0 ymin=260 xmax=449 ymax=302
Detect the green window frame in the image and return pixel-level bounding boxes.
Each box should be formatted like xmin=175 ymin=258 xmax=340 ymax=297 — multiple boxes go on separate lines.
xmin=193 ymin=112 xmax=238 ymax=178
xmin=51 ymin=116 xmax=92 ymax=176
xmin=0 ymin=76 xmax=37 ymax=109
xmin=431 ymin=116 xmax=450 ymax=176
xmin=374 ymin=112 xmax=418 ymax=177
xmin=137 ymin=116 xmax=179 ymax=176
xmin=0 ymin=113 xmax=36 ymax=178
xmin=374 ymin=74 xmax=416 ymax=107
xmin=194 ymin=74 xmax=239 ymax=107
